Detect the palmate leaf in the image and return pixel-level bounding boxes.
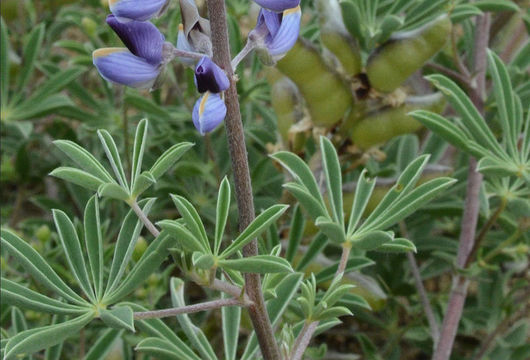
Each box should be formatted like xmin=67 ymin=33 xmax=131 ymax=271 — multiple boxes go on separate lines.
xmin=3 ymin=311 xmax=94 ymax=360
xmin=103 ymin=232 xmax=176 ymax=304
xmin=1 ymin=229 xmax=87 ymax=306
xmin=426 ymin=74 xmax=506 ymax=159
xmin=170 ymin=278 xmax=216 ymax=360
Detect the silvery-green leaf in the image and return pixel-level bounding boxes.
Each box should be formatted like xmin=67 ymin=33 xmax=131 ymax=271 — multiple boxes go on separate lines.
xmin=220 ymin=204 xmax=289 ymax=259
xmin=131 ymin=171 xmax=156 ymax=198
xmin=219 ymin=256 xmax=293 ymax=274
xmin=214 ymin=177 xmax=231 ymax=255
xmin=98 ymin=129 xmax=129 ymax=190
xmin=170 ymin=194 xmax=209 ymax=253
xmin=351 ymin=230 xmax=394 ymax=250
xmin=285 ymin=205 xmax=305 ymax=262
xmin=103 ymin=232 xmax=175 ymax=304
xmin=0 ymin=229 xmax=86 ymax=306
xmin=376 ymin=238 xmax=417 ymax=253
xmin=135 ymin=337 xmax=199 ymax=360
xmin=53 ymin=140 xmax=114 ymax=183
xmin=222 ymin=274 xmax=240 ymax=360
xmin=315 ymin=257 xmax=375 ymax=284
xmin=100 ymin=306 xmax=135 ymax=332
xmin=157 ymin=219 xmax=207 ymax=253
xmin=315 ymin=217 xmax=345 ymax=243
xmin=150 ymin=142 xmax=194 ymax=180
xmin=1 ymin=278 xmax=87 ymax=315
xmin=4 ymin=312 xmax=94 ymax=360
xmin=52 ymin=209 xmax=96 ymax=302
xmin=347 ymin=169 xmax=376 ymax=236
xmin=97 ymin=183 xmax=130 ymax=201
xmin=106 ymin=198 xmax=156 ymax=295
xmin=84 ymin=196 xmax=104 ymax=300
xmin=283 ymin=183 xmax=328 ymax=220
xmin=320 ymin=137 xmax=344 ymax=225
xmin=49 ymin=167 xmax=106 ymax=191
xmin=131 ymin=119 xmax=148 ymax=185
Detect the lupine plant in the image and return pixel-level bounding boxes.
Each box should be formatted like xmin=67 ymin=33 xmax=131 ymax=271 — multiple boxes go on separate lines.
xmin=1 ymin=0 xmax=529 ymax=360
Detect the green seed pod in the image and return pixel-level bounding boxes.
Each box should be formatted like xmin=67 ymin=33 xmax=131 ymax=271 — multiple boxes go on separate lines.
xmin=350 ymin=93 xmax=445 ymax=149
xmin=366 ymin=15 xmax=452 ymax=93
xmin=277 ymin=39 xmax=354 ymax=128
xmin=318 ymin=0 xmax=362 ymax=77
xmin=267 ymin=68 xmax=304 ymax=149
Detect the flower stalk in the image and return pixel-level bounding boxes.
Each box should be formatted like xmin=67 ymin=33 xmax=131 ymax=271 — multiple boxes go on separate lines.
xmin=205 ymin=0 xmax=281 ymax=359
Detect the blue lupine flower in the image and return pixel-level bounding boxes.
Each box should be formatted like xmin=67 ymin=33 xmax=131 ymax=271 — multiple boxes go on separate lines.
xmin=93 ymin=16 xmax=165 ymax=89
xmin=194 ymin=57 xmax=230 ymax=93
xmin=253 ymin=0 xmax=300 ymax=12
xmin=109 ymin=0 xmax=169 ymax=22
xmin=192 ymin=92 xmax=227 ymax=135
xmin=251 ymin=6 xmax=301 ymax=61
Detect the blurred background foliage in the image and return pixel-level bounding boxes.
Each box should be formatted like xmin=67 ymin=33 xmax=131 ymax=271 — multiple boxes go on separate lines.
xmin=1 ymin=0 xmax=529 ymax=359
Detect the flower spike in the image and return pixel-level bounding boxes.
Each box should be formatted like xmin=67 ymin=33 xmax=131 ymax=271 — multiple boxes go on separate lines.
xmin=253 ymin=0 xmax=300 ymax=13
xmin=106 ymin=15 xmax=165 ymax=65
xmin=108 ymin=0 xmax=169 ymax=22
xmin=192 ymin=92 xmax=227 ymax=135
xmin=93 ymin=48 xmax=160 ymax=89
xmin=194 ymin=57 xmax=230 ymax=93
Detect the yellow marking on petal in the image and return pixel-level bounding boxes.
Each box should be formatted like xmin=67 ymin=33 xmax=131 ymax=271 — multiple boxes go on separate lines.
xmin=179 ymin=23 xmax=184 ymax=31
xmin=108 ymin=0 xmax=119 ymax=5
xmin=199 ymin=92 xmax=210 ymax=117
xmin=284 ymin=5 xmax=301 ymax=15
xmin=93 ymin=48 xmax=128 ymax=58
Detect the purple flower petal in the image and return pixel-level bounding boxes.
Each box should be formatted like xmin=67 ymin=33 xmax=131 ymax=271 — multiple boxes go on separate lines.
xmin=194 ymin=57 xmax=230 ymax=93
xmin=254 ymin=0 xmax=300 ymax=12
xmin=109 ymin=0 xmax=169 ymax=22
xmin=93 ymin=48 xmax=160 ymax=88
xmin=192 ymin=92 xmax=227 ymax=135
xmin=106 ymin=15 xmax=165 ymax=65
xmin=257 ymin=9 xmax=282 ymax=40
xmin=267 ymin=6 xmax=301 ymax=58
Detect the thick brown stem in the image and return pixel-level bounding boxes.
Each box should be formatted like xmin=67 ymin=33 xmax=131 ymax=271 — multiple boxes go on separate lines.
xmin=432 ymin=13 xmax=490 ymax=360
xmin=205 ymin=1 xmax=280 ymax=359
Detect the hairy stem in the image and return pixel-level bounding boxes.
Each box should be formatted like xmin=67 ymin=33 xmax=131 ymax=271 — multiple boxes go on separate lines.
xmin=290 ymin=321 xmax=319 ymax=360
xmin=134 ymin=298 xmax=246 ymax=320
xmin=206 ymin=1 xmax=280 ymax=359
xmin=129 ymin=201 xmax=160 ymax=238
xmin=432 ymin=13 xmax=490 ymax=360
